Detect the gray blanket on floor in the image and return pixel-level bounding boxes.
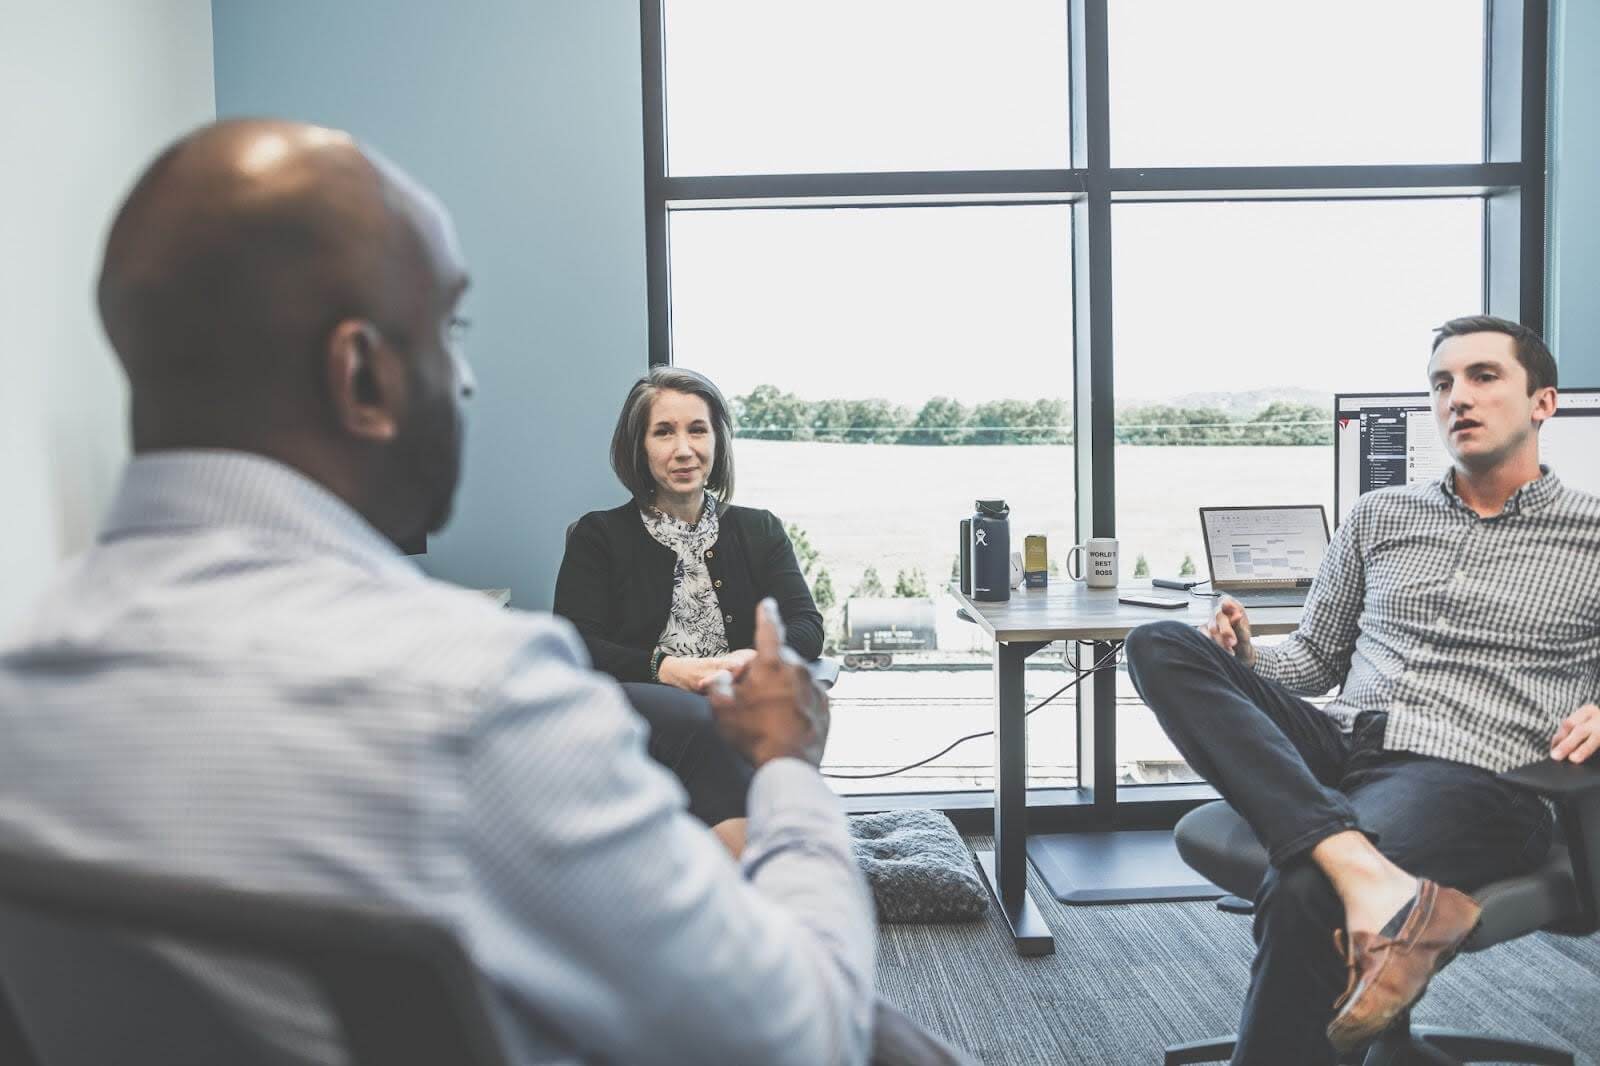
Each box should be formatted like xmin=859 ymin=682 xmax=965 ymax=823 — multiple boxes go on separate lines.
xmin=848 ymin=810 xmax=988 ymax=923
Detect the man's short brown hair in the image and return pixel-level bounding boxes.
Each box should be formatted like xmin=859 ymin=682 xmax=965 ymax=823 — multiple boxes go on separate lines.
xmin=1431 ymin=315 xmax=1557 ymax=394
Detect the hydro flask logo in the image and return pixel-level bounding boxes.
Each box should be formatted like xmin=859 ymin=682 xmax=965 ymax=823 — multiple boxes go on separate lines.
xmin=975 ymin=529 xmax=988 ymax=546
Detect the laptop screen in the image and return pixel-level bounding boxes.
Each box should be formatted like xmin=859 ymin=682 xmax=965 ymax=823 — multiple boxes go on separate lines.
xmin=1200 ymin=506 xmax=1330 ymax=590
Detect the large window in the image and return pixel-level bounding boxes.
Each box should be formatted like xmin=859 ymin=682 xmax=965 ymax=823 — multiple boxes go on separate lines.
xmin=670 ymin=205 xmax=1077 ymax=793
xmin=1110 ymin=198 xmax=1485 ymax=780
xmin=643 ymin=0 xmax=1546 ymax=803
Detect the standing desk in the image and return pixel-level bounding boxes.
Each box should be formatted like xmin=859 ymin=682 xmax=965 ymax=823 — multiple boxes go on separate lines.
xmin=951 ymin=582 xmax=1303 ymax=955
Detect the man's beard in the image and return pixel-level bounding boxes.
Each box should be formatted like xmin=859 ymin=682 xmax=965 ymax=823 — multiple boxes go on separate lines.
xmin=391 ymin=404 xmax=463 ymax=541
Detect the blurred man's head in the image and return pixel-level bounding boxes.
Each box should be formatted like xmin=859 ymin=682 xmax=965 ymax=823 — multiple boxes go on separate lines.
xmin=1427 ymin=315 xmax=1557 ymax=476
xmin=98 ymin=118 xmax=473 ymax=547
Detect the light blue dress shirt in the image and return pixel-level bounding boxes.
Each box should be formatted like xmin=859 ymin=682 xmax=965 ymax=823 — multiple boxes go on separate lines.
xmin=0 ymin=450 xmax=875 ymax=1065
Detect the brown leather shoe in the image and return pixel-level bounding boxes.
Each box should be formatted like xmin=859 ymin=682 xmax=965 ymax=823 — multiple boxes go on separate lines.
xmin=1325 ymin=879 xmax=1482 ymax=1053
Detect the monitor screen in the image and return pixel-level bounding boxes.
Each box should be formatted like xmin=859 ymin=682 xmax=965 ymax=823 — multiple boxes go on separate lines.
xmin=1334 ymin=388 xmax=1600 ymax=525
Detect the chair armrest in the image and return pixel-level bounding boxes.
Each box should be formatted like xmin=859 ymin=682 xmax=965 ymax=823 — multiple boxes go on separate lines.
xmin=806 ymin=657 xmax=841 ymax=690
xmin=1500 ymin=757 xmax=1600 ymax=934
xmin=1500 ymin=757 xmax=1600 ymax=799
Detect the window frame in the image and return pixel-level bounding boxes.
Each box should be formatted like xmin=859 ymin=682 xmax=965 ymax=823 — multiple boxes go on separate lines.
xmin=638 ymin=0 xmax=1548 ymax=824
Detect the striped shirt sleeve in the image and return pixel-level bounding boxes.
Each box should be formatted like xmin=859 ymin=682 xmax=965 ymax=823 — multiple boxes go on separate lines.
xmin=460 ymin=621 xmax=874 ymax=1066
xmin=1251 ymin=502 xmax=1366 ymax=696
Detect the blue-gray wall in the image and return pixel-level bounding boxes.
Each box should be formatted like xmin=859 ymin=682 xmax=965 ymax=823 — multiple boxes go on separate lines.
xmin=211 ymin=0 xmax=647 ymax=608
xmin=1550 ymin=0 xmax=1600 ymax=386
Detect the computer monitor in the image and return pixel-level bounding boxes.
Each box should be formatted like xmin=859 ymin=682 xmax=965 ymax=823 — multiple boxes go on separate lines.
xmin=1334 ymin=388 xmax=1600 ymax=525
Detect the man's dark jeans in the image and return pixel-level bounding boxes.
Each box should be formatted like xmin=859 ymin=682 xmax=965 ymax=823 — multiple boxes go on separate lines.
xmin=1124 ymin=621 xmax=1553 ymax=1066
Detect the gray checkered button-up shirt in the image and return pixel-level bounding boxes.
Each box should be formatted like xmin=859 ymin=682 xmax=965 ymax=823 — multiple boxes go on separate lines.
xmin=1254 ymin=469 xmax=1600 ymax=774
xmin=0 ymin=451 xmax=875 ymax=1066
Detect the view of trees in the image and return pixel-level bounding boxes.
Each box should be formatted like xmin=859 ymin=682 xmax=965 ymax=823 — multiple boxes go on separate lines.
xmin=733 ymin=388 xmax=1330 ymax=446
xmin=852 ymin=565 xmax=887 ymax=598
xmin=788 ymin=522 xmax=842 ymax=652
xmin=893 ymin=567 xmax=929 ymax=598
xmin=785 ymin=522 xmax=834 ymax=610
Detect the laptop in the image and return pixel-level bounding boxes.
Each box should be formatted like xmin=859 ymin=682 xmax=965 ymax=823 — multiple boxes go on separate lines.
xmin=1198 ymin=505 xmax=1330 ymax=608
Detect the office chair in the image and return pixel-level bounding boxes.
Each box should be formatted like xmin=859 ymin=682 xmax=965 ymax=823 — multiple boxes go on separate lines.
xmin=1164 ymin=758 xmax=1600 ymax=1065
xmin=0 ymin=846 xmax=510 ymax=1066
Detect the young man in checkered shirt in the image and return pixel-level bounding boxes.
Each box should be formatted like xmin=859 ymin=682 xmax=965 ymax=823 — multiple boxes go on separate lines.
xmin=1126 ymin=315 xmax=1600 ymax=1065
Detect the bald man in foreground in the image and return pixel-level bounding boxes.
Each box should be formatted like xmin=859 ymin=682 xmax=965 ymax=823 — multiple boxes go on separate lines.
xmin=0 ymin=120 xmax=966 ymax=1065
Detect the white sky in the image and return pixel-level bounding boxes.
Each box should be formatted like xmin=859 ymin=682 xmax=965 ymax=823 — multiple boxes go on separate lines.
xmin=669 ymin=205 xmax=1076 ymax=405
xmin=1107 ymin=0 xmax=1482 ymax=168
xmin=661 ymin=1 xmax=1488 ymax=407
xmin=670 ymin=199 xmax=1482 ymax=406
xmin=664 ymin=0 xmax=1482 ymax=174
xmin=664 ymin=1 xmax=1071 ymax=175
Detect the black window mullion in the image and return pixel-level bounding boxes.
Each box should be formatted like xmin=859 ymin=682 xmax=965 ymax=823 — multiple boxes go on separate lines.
xmin=1517 ymin=0 xmax=1548 ymax=334
xmin=661 ymin=170 xmax=1084 ymax=203
xmin=640 ymin=0 xmax=671 ymax=366
xmin=1070 ymin=0 xmax=1117 ymax=812
xmin=1067 ymin=0 xmax=1091 ymax=789
xmin=1106 ymin=162 xmax=1521 ymax=197
xmin=1078 ymin=0 xmax=1114 ymax=544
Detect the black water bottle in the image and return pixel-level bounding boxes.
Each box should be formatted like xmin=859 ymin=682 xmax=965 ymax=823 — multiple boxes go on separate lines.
xmin=971 ymin=498 xmax=1011 ymax=602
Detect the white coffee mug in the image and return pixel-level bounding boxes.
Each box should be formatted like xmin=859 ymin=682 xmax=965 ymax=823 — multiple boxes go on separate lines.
xmin=1065 ymin=537 xmax=1119 ymax=589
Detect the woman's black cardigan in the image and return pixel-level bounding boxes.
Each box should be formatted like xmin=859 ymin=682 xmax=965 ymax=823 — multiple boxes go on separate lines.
xmin=553 ymin=501 xmax=825 ymax=683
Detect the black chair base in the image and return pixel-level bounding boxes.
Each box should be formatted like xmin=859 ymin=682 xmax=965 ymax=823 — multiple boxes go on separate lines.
xmin=1383 ymin=1026 xmax=1574 ymax=1066
xmin=1163 ymin=1035 xmax=1359 ymax=1065
xmin=1214 ymin=894 xmax=1255 ymax=915
xmin=1163 ymin=1035 xmax=1240 ymax=1064
xmin=1164 ymin=1011 xmax=1574 ymax=1065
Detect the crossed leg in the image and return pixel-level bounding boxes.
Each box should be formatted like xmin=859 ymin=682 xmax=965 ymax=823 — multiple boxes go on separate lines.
xmin=1124 ymin=621 xmax=1551 ymax=1064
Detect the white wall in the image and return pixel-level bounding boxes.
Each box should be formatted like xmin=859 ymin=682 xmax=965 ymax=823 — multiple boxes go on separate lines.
xmin=0 ymin=1 xmax=216 ymax=632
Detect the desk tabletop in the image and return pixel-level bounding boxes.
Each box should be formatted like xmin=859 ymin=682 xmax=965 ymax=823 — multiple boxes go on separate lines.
xmin=951 ymin=581 xmax=1303 ymax=643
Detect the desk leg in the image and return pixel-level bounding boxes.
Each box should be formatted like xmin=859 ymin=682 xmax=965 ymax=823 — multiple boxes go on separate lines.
xmin=1024 ymin=638 xmax=1222 ymax=905
xmin=974 ymin=639 xmax=1054 ymax=956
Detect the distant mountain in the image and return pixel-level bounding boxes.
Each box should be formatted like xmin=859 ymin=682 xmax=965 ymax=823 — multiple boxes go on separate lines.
xmin=1117 ymin=386 xmax=1331 ymax=418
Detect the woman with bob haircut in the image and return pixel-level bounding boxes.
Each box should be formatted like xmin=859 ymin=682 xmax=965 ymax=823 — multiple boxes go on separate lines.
xmin=554 ymin=366 xmax=824 ymax=852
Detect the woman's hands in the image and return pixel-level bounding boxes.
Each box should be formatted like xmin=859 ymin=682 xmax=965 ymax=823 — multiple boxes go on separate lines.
xmin=657 ymin=649 xmax=758 ymax=693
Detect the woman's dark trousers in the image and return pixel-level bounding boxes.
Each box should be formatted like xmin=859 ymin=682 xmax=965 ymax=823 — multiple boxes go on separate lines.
xmin=621 ymin=681 xmax=753 ymax=827
xmin=1123 ymin=620 xmax=1551 ymax=1066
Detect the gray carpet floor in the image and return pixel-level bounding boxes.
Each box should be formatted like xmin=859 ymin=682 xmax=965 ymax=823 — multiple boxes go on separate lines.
xmin=875 ymin=836 xmax=1600 ymax=1065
